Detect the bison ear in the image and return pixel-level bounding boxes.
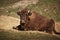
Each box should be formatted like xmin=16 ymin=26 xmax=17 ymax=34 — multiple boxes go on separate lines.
xmin=28 ymin=10 xmax=32 ymax=16
xmin=17 ymin=11 xmax=21 ymax=15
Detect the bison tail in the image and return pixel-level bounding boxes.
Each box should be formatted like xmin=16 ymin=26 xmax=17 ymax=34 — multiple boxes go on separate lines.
xmin=53 ymin=28 xmax=60 ymax=34
xmin=50 ymin=19 xmax=60 ymax=34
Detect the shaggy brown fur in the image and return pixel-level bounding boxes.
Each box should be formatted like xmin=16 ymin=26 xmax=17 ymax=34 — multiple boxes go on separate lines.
xmin=24 ymin=11 xmax=55 ymax=34
xmin=16 ymin=8 xmax=56 ymax=34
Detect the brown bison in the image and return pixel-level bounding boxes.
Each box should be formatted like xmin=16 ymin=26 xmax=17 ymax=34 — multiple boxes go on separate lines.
xmin=14 ymin=8 xmax=60 ymax=34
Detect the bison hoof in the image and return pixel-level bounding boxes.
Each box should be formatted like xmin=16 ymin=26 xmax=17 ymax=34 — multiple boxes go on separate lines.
xmin=13 ymin=26 xmax=18 ymax=30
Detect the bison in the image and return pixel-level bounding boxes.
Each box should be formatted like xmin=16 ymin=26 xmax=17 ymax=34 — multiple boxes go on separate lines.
xmin=13 ymin=8 xmax=60 ymax=34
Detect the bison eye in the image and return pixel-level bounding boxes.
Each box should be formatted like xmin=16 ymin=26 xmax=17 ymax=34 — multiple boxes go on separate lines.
xmin=26 ymin=12 xmax=32 ymax=16
xmin=28 ymin=18 xmax=30 ymax=21
xmin=28 ymin=12 xmax=32 ymax=16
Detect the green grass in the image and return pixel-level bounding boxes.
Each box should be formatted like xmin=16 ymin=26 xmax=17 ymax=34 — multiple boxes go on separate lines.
xmin=0 ymin=30 xmax=60 ymax=40
xmin=27 ymin=0 xmax=60 ymax=22
xmin=0 ymin=6 xmax=20 ymax=18
xmin=0 ymin=0 xmax=21 ymax=7
xmin=0 ymin=0 xmax=21 ymax=18
xmin=0 ymin=0 xmax=60 ymax=21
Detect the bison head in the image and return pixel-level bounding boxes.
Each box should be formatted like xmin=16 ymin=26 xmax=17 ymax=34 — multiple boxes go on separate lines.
xmin=17 ymin=8 xmax=32 ymax=26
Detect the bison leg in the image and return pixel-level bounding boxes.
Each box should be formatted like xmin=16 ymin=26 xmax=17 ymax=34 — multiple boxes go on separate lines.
xmin=13 ymin=25 xmax=24 ymax=30
xmin=13 ymin=26 xmax=18 ymax=30
xmin=38 ymin=29 xmax=44 ymax=32
xmin=45 ymin=24 xmax=53 ymax=34
xmin=45 ymin=19 xmax=54 ymax=34
xmin=17 ymin=25 xmax=24 ymax=30
xmin=45 ymin=28 xmax=53 ymax=34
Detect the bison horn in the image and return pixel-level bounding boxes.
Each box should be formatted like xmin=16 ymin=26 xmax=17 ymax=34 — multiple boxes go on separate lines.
xmin=28 ymin=10 xmax=31 ymax=13
xmin=27 ymin=10 xmax=32 ymax=16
